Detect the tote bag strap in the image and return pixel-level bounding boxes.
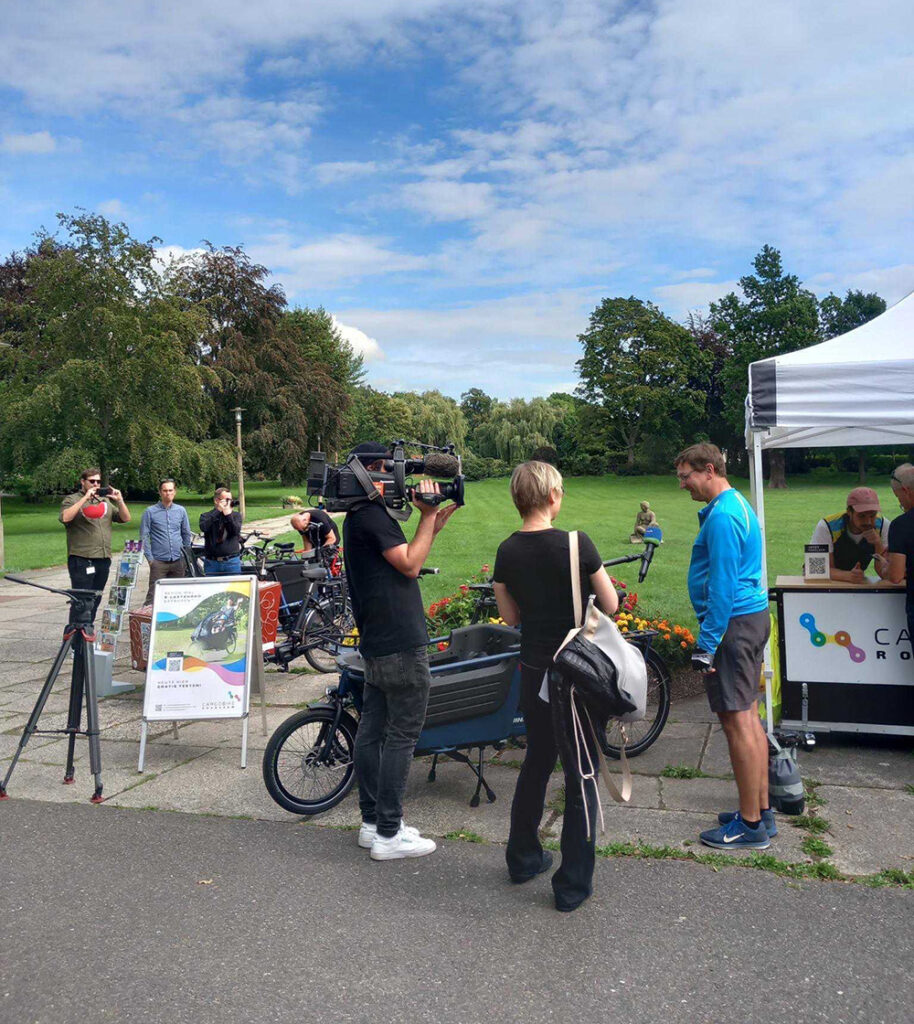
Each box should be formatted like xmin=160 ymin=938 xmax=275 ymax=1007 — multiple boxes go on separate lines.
xmin=568 ymin=530 xmax=583 ymax=627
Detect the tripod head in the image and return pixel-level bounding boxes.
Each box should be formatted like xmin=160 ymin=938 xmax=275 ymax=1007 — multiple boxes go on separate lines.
xmin=3 ymin=576 xmax=100 ymax=628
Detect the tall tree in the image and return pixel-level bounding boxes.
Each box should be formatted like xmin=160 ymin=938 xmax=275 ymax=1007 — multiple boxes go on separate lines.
xmin=396 ymin=390 xmax=467 ymax=449
xmin=819 ymin=289 xmax=886 ymax=339
xmin=459 ymin=387 xmax=494 ymax=432
xmin=712 ymin=245 xmax=821 ymax=486
xmin=345 ymin=387 xmax=415 ymax=453
xmin=0 ymin=213 xmax=233 ymax=493
xmin=576 ymin=297 xmax=711 ymax=468
xmin=471 ymin=398 xmax=561 ymax=463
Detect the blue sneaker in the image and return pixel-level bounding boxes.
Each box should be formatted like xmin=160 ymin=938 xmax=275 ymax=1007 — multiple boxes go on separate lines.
xmin=700 ymin=814 xmax=770 ymax=850
xmin=717 ymin=808 xmax=778 ymax=837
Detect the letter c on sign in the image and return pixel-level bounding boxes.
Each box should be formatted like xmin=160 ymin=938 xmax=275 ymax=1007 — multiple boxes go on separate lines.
xmin=874 ymin=628 xmax=889 ymax=646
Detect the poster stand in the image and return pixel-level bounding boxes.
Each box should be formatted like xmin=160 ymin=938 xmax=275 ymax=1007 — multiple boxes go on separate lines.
xmin=137 ymin=575 xmax=268 ymax=772
xmin=96 ymin=542 xmax=144 ymax=697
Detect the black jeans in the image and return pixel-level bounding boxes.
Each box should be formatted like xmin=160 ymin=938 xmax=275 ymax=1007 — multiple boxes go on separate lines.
xmin=354 ymin=646 xmax=432 ymax=838
xmin=67 ymin=555 xmax=111 ymax=623
xmin=506 ymin=664 xmax=599 ymax=909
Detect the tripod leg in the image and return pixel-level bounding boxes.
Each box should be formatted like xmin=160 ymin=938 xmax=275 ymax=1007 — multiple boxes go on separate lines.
xmin=0 ymin=635 xmax=75 ymax=798
xmin=64 ymin=633 xmax=86 ymax=784
xmin=427 ymin=753 xmax=439 ymax=783
xmin=81 ymin=634 xmax=104 ymax=803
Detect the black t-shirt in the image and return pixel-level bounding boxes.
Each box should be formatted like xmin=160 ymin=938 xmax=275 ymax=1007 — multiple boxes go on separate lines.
xmin=297 ymin=509 xmax=337 ymax=546
xmin=888 ymin=508 xmax=914 ymax=611
xmin=493 ymin=528 xmax=602 ymax=669
xmin=199 ymin=509 xmax=242 ymax=558
xmin=343 ymin=503 xmax=428 ymax=659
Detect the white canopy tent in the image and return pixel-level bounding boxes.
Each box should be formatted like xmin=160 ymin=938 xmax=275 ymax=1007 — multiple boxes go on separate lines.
xmin=744 ymin=289 xmax=914 ymax=732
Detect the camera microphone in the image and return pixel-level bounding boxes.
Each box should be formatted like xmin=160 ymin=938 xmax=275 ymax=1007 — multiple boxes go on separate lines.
xmin=637 ymin=527 xmax=662 ymax=582
xmin=421 ymin=451 xmax=461 ymax=477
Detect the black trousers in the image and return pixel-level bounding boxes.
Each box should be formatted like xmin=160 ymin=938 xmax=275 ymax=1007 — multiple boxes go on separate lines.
xmin=67 ymin=555 xmax=111 ymax=623
xmin=506 ymin=664 xmax=600 ymax=910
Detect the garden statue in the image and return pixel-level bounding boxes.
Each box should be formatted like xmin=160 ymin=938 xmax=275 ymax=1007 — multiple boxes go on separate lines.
xmin=630 ymin=500 xmax=658 ymax=543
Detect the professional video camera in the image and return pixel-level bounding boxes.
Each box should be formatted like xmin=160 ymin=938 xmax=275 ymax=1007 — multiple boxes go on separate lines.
xmin=307 ymin=441 xmax=465 ymax=521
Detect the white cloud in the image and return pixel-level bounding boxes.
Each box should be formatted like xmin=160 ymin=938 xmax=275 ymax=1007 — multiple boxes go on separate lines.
xmin=331 ymin=316 xmax=384 ymax=361
xmin=97 ymin=199 xmax=128 ymax=218
xmin=400 ymin=179 xmax=495 ymax=222
xmin=315 ymin=161 xmax=379 ymax=185
xmin=1 ymin=130 xmax=56 ymax=154
xmin=806 ymin=264 xmax=914 ymax=307
xmin=652 ymin=280 xmax=741 ymax=320
xmin=248 ymin=232 xmax=428 ymax=291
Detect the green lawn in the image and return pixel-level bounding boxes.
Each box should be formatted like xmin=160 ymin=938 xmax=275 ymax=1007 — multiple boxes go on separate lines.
xmin=0 ymin=480 xmax=294 ymax=574
xmin=283 ymin=470 xmax=903 ymax=633
xmin=4 ymin=471 xmax=902 ymax=635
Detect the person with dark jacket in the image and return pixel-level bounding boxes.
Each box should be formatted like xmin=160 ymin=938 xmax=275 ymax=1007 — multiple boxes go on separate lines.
xmin=199 ymin=487 xmax=243 ymax=574
xmin=886 ymin=463 xmax=914 ymax=655
xmin=493 ymin=460 xmax=618 ymax=913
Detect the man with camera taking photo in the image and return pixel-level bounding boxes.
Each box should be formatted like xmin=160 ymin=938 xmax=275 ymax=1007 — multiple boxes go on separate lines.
xmin=199 ymin=487 xmax=243 ymax=575
xmin=344 ymin=441 xmax=459 ymax=861
xmin=59 ymin=467 xmax=131 ymax=619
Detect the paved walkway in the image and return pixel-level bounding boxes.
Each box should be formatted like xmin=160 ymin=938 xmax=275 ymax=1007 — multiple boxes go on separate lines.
xmin=2 ymin=563 xmax=913 ymax=879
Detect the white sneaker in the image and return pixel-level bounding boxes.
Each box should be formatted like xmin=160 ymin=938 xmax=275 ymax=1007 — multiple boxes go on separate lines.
xmin=370 ymin=828 xmax=436 ymax=860
xmin=358 ymin=820 xmax=420 ymax=849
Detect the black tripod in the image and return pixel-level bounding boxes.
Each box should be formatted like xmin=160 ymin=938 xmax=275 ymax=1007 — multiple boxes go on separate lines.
xmin=0 ymin=576 xmax=105 ymax=803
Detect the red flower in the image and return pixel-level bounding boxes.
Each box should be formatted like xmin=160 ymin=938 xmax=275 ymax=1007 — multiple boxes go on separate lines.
xmin=437 ymin=641 xmax=449 ymax=651
xmin=460 ymin=585 xmax=469 ymax=593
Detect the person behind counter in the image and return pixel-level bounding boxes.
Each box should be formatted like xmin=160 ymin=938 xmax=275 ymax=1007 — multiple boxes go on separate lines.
xmin=886 ymin=463 xmax=914 ymax=655
xmin=808 ymin=486 xmax=892 ymax=584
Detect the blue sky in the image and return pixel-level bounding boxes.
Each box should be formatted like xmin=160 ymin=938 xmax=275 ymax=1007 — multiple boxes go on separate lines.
xmin=2 ymin=0 xmax=912 ymax=400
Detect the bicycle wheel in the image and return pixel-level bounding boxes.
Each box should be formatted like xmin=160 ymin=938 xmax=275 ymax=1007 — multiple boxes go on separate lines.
xmin=603 ymin=647 xmax=671 ymax=758
xmin=225 ymin=629 xmax=237 ymax=655
xmin=302 ymin=601 xmax=355 ymax=674
xmin=262 ymin=707 xmax=358 ymax=815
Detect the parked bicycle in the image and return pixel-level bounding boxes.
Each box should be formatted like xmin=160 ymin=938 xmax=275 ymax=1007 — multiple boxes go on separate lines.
xmin=262 ymin=535 xmax=671 ymax=816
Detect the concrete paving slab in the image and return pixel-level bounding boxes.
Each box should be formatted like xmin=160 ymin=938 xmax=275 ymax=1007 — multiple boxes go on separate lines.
xmin=0 ymin=739 xmax=212 ymax=804
xmin=666 ymin=693 xmax=716 ymax=725
xmin=699 ymin=725 xmax=735 ymax=776
xmin=15 ymin=696 xmax=144 ymax=735
xmin=621 ymin=722 xmax=711 ymax=776
xmin=815 ymin=785 xmax=914 ymax=875
xmin=145 ymin=706 xmax=294 ymax=749
xmin=660 ymin=775 xmax=739 ymax=813
xmin=793 ymin=736 xmax=914 ymax=791
xmin=256 ymin=669 xmax=332 ymax=706
xmin=0 ymin=639 xmax=59 ymax=663
xmin=0 ymin=663 xmax=59 ymax=687
xmin=0 ymin=689 xmax=74 ymax=715
xmin=107 ymin=746 xmax=293 ymax=820
xmin=307 ymin=758 xmax=564 ymax=844
xmin=557 ymin=804 xmax=810 ymax=862
xmin=0 ymin=730 xmax=62 ymax=761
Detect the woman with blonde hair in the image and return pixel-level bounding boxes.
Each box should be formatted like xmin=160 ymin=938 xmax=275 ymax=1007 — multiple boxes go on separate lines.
xmin=492 ymin=461 xmax=618 ymax=912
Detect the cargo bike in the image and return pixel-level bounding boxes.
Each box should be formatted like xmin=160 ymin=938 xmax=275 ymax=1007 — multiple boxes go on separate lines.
xmin=262 ymin=533 xmax=671 ymax=815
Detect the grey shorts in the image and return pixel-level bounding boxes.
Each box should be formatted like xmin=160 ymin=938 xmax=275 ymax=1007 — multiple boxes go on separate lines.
xmin=705 ymin=609 xmax=771 ymax=714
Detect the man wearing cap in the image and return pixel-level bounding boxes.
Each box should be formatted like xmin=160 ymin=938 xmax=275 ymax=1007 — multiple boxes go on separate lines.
xmin=808 ymin=487 xmax=892 ymax=584
xmin=343 ymin=442 xmax=458 ymax=861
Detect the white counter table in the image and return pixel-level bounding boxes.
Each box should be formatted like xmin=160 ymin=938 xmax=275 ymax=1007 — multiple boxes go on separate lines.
xmin=771 ymin=575 xmax=913 ymax=737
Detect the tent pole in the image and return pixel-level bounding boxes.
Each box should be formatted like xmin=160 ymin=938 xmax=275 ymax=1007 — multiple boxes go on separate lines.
xmin=749 ymin=431 xmax=775 ymax=739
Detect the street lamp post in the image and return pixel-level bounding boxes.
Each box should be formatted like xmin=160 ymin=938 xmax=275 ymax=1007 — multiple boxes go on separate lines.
xmin=233 ymin=407 xmax=246 ymax=521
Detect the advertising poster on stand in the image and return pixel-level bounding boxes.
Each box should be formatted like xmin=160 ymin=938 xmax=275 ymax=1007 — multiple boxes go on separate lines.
xmin=143 ymin=577 xmax=254 ymax=721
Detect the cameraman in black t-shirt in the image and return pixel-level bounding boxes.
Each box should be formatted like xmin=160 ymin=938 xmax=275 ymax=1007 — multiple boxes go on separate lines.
xmin=343 ymin=442 xmax=458 ymax=861
xmin=290 ymin=508 xmax=338 ymax=554
xmin=886 ymin=463 xmax=914 ymax=655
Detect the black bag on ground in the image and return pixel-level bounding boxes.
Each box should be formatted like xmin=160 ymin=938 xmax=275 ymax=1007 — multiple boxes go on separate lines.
xmin=769 ymin=743 xmax=805 ymax=815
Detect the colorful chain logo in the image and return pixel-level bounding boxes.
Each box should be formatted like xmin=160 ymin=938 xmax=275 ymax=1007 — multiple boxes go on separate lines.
xmin=799 ymin=613 xmax=866 ymax=663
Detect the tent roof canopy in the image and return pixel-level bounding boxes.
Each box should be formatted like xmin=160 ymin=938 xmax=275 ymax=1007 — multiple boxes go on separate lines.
xmin=746 ymin=290 xmax=914 ymax=449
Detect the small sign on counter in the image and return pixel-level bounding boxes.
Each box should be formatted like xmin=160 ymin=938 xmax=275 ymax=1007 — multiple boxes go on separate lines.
xmin=804 ymin=543 xmax=830 ymax=580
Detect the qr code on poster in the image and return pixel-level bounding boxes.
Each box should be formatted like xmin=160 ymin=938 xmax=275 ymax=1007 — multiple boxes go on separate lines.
xmin=806 ymin=556 xmax=827 ymax=575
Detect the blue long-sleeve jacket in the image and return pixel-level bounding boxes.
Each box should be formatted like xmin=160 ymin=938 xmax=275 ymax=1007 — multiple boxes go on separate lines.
xmin=687 ymin=488 xmax=768 ymax=656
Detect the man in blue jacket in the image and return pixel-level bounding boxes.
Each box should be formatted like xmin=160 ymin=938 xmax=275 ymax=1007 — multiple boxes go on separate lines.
xmin=675 ymin=443 xmax=772 ymax=850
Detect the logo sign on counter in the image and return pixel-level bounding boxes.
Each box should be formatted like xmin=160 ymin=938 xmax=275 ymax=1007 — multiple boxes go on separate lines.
xmin=782 ymin=591 xmax=912 ymax=686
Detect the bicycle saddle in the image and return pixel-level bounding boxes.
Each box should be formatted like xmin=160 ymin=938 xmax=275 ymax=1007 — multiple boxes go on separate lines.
xmin=272 ymin=542 xmax=296 ymax=553
xmin=300 ymin=567 xmax=328 ymax=581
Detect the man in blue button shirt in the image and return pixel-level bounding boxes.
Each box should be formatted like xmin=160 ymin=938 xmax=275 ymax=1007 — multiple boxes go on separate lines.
xmin=140 ymin=478 xmax=192 ymax=605
xmin=675 ymin=443 xmax=772 ymax=851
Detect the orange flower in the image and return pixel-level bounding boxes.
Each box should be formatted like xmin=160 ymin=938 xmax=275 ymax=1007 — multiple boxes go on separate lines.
xmin=680 ymin=641 xmax=688 ymax=649
xmin=663 ymin=633 xmax=671 ymax=641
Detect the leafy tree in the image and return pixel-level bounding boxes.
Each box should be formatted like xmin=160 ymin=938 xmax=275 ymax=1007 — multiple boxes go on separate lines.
xmin=396 ymin=390 xmax=467 ymax=449
xmin=819 ymin=289 xmax=886 ymax=340
xmin=684 ymin=311 xmax=736 ymax=453
xmin=471 ymin=398 xmax=561 ymax=464
xmin=345 ymin=387 xmax=415 ymax=453
xmin=459 ymin=387 xmax=494 ymax=432
xmin=0 ymin=213 xmax=233 ymax=493
xmin=711 ymin=245 xmax=821 ymax=486
xmin=576 ymin=297 xmax=711 ymax=468
xmin=231 ymin=308 xmax=364 ymax=483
